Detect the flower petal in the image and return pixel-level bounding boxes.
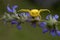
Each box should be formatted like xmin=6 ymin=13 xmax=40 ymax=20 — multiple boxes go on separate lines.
xmin=12 ymin=5 xmax=18 ymax=9
xmin=17 ymin=26 xmax=22 ymax=30
xmin=56 ymin=31 xmax=60 ymax=36
xmin=19 ymin=12 xmax=30 ymax=17
xmin=7 ymin=5 xmax=13 ymax=12
xmin=25 ymin=13 xmax=30 ymax=17
xmin=17 ymin=25 xmax=22 ymax=30
xmin=16 ymin=23 xmax=22 ymax=30
xmin=53 ymin=14 xmax=59 ymax=20
xmin=39 ymin=22 xmax=47 ymax=28
xmin=11 ymin=20 xmax=18 ymax=24
xmin=46 ymin=14 xmax=51 ymax=20
xmin=50 ymin=30 xmax=56 ymax=36
xmin=42 ymin=28 xmax=48 ymax=33
xmin=12 ymin=5 xmax=18 ymax=12
xmin=19 ymin=13 xmax=25 ymax=16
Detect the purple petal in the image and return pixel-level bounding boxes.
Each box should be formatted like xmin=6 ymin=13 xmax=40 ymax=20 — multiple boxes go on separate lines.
xmin=12 ymin=9 xmax=15 ymax=13
xmin=11 ymin=20 xmax=18 ymax=24
xmin=53 ymin=14 xmax=59 ymax=20
xmin=16 ymin=23 xmax=22 ymax=30
xmin=17 ymin=25 xmax=22 ymax=30
xmin=7 ymin=5 xmax=13 ymax=12
xmin=42 ymin=28 xmax=48 ymax=33
xmin=50 ymin=30 xmax=56 ymax=36
xmin=39 ymin=22 xmax=47 ymax=28
xmin=12 ymin=5 xmax=18 ymax=9
xmin=19 ymin=12 xmax=30 ymax=17
xmin=25 ymin=13 xmax=30 ymax=17
xmin=12 ymin=5 xmax=18 ymax=12
xmin=56 ymin=31 xmax=60 ymax=36
xmin=46 ymin=14 xmax=51 ymax=20
xmin=51 ymin=29 xmax=55 ymax=32
xmin=19 ymin=13 xmax=24 ymax=16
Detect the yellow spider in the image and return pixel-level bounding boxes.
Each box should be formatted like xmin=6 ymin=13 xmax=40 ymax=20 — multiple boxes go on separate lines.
xmin=18 ymin=9 xmax=50 ymax=17
xmin=18 ymin=9 xmax=51 ymax=21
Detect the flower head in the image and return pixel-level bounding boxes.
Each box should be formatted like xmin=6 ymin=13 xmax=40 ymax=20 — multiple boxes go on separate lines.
xmin=46 ymin=14 xmax=58 ymax=25
xmin=46 ymin=14 xmax=59 ymax=20
xmin=7 ymin=4 xmax=18 ymax=13
xmin=39 ymin=14 xmax=60 ymax=36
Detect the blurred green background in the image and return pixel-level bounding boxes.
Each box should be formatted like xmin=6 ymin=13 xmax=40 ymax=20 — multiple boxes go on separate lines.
xmin=0 ymin=0 xmax=60 ymax=40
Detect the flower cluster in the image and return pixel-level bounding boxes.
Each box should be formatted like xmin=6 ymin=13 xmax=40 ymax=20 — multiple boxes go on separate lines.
xmin=1 ymin=4 xmax=60 ymax=36
xmin=39 ymin=14 xmax=60 ymax=36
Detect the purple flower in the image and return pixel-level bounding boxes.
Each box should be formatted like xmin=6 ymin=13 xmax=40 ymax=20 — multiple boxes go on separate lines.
xmin=11 ymin=20 xmax=22 ymax=30
xmin=11 ymin=20 xmax=18 ymax=24
xmin=46 ymin=14 xmax=59 ymax=20
xmin=40 ymin=14 xmax=59 ymax=36
xmin=39 ymin=22 xmax=47 ymax=28
xmin=17 ymin=25 xmax=22 ymax=30
xmin=53 ymin=14 xmax=59 ymax=20
xmin=50 ymin=30 xmax=56 ymax=36
xmin=7 ymin=4 xmax=13 ymax=12
xmin=46 ymin=14 xmax=51 ymax=20
xmin=12 ymin=5 xmax=18 ymax=9
xmin=25 ymin=12 xmax=31 ymax=17
xmin=19 ymin=13 xmax=24 ymax=16
xmin=19 ymin=12 xmax=31 ymax=22
xmin=19 ymin=12 xmax=30 ymax=17
xmin=16 ymin=23 xmax=22 ymax=30
xmin=7 ymin=4 xmax=18 ymax=13
xmin=56 ymin=31 xmax=60 ymax=36
xmin=39 ymin=22 xmax=48 ymax=33
xmin=42 ymin=28 xmax=48 ymax=33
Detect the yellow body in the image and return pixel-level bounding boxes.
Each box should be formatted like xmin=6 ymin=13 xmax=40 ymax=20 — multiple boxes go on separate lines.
xmin=30 ymin=9 xmax=40 ymax=17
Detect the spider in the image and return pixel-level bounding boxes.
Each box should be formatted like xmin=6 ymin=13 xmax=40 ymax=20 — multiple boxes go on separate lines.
xmin=18 ymin=9 xmax=50 ymax=21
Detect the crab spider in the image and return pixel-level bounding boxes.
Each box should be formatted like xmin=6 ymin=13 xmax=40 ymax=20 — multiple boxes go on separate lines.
xmin=18 ymin=9 xmax=51 ymax=21
xmin=18 ymin=9 xmax=50 ymax=17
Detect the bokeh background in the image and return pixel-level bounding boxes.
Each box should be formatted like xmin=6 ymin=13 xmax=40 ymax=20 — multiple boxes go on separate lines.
xmin=0 ymin=0 xmax=60 ymax=40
